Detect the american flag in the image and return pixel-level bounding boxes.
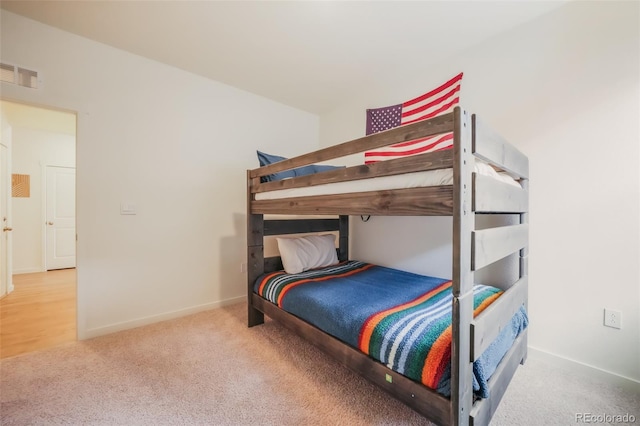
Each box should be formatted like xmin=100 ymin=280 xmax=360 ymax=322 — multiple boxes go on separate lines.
xmin=364 ymin=72 xmax=463 ymax=164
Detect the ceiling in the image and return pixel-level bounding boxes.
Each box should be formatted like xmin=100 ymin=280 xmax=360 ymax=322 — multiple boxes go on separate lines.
xmin=1 ymin=1 xmax=567 ymax=114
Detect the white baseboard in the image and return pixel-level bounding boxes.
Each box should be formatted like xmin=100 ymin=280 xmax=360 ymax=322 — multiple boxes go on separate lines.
xmin=81 ymin=296 xmax=245 ymax=340
xmin=528 ymin=346 xmax=640 ymax=393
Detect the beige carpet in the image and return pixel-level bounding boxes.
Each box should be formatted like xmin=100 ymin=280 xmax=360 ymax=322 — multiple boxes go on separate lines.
xmin=1 ymin=303 xmax=638 ymax=425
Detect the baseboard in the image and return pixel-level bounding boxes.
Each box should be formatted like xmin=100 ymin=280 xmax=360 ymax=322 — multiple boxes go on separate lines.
xmin=528 ymin=346 xmax=640 ymax=393
xmin=81 ymin=296 xmax=245 ymax=340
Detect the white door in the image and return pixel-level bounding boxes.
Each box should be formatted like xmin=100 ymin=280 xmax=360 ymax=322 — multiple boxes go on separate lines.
xmin=45 ymin=166 xmax=76 ymax=270
xmin=0 ymin=144 xmax=10 ymax=296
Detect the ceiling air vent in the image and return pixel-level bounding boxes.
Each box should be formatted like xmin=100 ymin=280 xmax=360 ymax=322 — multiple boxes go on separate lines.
xmin=0 ymin=63 xmax=14 ymax=84
xmin=0 ymin=63 xmax=39 ymax=89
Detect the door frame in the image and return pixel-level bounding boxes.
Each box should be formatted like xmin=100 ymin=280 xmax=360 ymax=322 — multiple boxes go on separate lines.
xmin=0 ymin=142 xmax=13 ymax=296
xmin=41 ymin=164 xmax=76 ymax=271
xmin=1 ymin=96 xmax=81 ymax=339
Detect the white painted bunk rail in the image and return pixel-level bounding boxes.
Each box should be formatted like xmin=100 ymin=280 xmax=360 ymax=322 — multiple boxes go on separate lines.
xmin=464 ymin=112 xmax=530 ymax=426
xmin=471 ymin=276 xmax=528 ymax=361
xmin=470 ymin=329 xmax=529 ymax=426
xmin=472 ymin=115 xmax=530 ymax=180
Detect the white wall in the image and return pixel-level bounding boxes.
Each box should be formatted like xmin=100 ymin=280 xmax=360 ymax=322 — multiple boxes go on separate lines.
xmin=320 ymin=2 xmax=639 ymax=383
xmin=0 ymin=10 xmax=319 ymax=338
xmin=12 ymin=126 xmax=75 ymax=273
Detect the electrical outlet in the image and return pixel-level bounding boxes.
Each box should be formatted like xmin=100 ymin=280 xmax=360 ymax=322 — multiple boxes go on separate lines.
xmin=240 ymin=262 xmax=247 ymax=273
xmin=603 ymin=309 xmax=622 ymax=329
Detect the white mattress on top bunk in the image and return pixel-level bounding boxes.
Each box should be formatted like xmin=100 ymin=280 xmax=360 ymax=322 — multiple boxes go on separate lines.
xmin=256 ymin=161 xmax=520 ymax=200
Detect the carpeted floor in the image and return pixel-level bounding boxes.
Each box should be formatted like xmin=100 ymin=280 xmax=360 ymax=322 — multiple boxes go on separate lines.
xmin=1 ymin=303 xmax=638 ymax=425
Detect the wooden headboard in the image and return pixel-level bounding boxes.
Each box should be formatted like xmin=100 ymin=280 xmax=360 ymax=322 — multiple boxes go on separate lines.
xmin=262 ymin=216 xmax=349 ymax=273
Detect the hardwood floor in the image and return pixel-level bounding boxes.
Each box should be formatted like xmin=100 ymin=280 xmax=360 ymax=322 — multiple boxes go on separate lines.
xmin=0 ymin=269 xmax=76 ymax=359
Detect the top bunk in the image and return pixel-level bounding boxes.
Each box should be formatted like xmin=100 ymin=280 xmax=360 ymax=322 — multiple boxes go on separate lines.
xmin=248 ymin=107 xmax=529 ymax=217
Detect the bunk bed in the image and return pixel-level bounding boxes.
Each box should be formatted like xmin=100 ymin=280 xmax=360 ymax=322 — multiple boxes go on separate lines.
xmin=246 ymin=107 xmax=529 ymax=426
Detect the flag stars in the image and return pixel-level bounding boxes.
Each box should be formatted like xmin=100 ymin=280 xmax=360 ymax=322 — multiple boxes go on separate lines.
xmin=368 ymin=104 xmax=402 ymax=134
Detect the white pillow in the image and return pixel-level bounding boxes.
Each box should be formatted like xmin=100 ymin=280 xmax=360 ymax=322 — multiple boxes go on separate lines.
xmin=277 ymin=234 xmax=339 ymax=274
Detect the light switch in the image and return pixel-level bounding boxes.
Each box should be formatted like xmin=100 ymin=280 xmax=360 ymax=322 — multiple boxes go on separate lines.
xmin=120 ymin=203 xmax=137 ymax=215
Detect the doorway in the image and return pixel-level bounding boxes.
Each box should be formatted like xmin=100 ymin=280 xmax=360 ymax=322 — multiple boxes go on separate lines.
xmin=0 ymin=144 xmax=9 ymax=298
xmin=0 ymin=100 xmax=77 ymax=358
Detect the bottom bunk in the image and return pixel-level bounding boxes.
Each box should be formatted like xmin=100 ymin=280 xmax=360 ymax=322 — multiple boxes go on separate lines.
xmin=250 ymin=260 xmax=528 ymax=425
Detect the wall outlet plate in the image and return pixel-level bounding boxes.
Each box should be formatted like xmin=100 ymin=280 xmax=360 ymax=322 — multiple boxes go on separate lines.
xmin=603 ymin=309 xmax=622 ymax=329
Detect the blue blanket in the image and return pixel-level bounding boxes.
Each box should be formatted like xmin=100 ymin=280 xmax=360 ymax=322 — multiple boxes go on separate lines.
xmin=255 ymin=261 xmax=528 ymax=398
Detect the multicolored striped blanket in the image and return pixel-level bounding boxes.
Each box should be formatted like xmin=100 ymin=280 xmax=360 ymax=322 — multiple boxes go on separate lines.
xmin=255 ymin=261 xmax=528 ymax=398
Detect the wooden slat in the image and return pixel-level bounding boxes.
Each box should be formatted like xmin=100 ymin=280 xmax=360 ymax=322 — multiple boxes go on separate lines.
xmin=451 ymin=107 xmax=474 ymax=426
xmin=251 ymin=186 xmax=454 ymax=216
xmin=520 ymin=318 xmax=529 ymax=365
xmin=247 ymin=216 xmax=264 ymax=248
xmin=519 ymin=178 xmax=529 ymax=366
xmin=452 ymin=107 xmax=475 ymax=296
xmin=471 ymin=276 xmax=528 ymax=361
xmin=472 ymin=224 xmax=528 ymax=271
xmin=264 ymin=256 xmax=283 ymax=273
xmin=519 ymin=179 xmax=530 ymax=272
xmin=470 ymin=329 xmax=528 ymax=426
xmin=472 ymin=173 xmax=528 ymax=213
xmin=264 ymin=219 xmax=339 ymax=236
xmin=249 ymin=112 xmax=455 ymax=180
xmin=451 ymin=292 xmax=474 ymax=426
xmin=247 ymin=245 xmax=265 ymax=326
xmin=338 ymin=215 xmax=349 ymax=261
xmin=472 ymin=115 xmax=529 ymax=179
xmin=254 ymin=149 xmax=454 ymax=194
xmin=252 ymin=295 xmax=452 ymax=426
xmin=247 ymin=169 xmax=265 ymax=327
xmin=520 ymin=257 xmax=529 ymax=278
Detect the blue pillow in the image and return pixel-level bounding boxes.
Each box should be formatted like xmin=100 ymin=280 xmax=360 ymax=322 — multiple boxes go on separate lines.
xmin=257 ymin=151 xmax=344 ymax=182
xmin=257 ymin=151 xmax=296 ymax=182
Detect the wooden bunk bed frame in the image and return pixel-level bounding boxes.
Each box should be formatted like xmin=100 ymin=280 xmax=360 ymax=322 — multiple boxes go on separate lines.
xmin=246 ymin=107 xmax=529 ymax=426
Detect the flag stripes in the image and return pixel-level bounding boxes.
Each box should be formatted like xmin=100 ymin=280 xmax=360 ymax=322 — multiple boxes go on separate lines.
xmin=364 ymin=73 xmax=463 ymax=164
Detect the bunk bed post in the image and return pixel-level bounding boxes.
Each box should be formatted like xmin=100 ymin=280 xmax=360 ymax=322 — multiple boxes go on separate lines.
xmin=519 ymin=178 xmax=529 ymax=364
xmin=247 ymin=170 xmax=264 ymax=327
xmin=338 ymin=215 xmax=349 ymax=261
xmin=452 ymin=107 xmax=474 ymax=426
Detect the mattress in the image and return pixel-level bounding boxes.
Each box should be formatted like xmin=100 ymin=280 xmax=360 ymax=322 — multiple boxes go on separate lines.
xmin=254 ymin=261 xmax=528 ymax=398
xmin=256 ymin=161 xmax=519 ymax=200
